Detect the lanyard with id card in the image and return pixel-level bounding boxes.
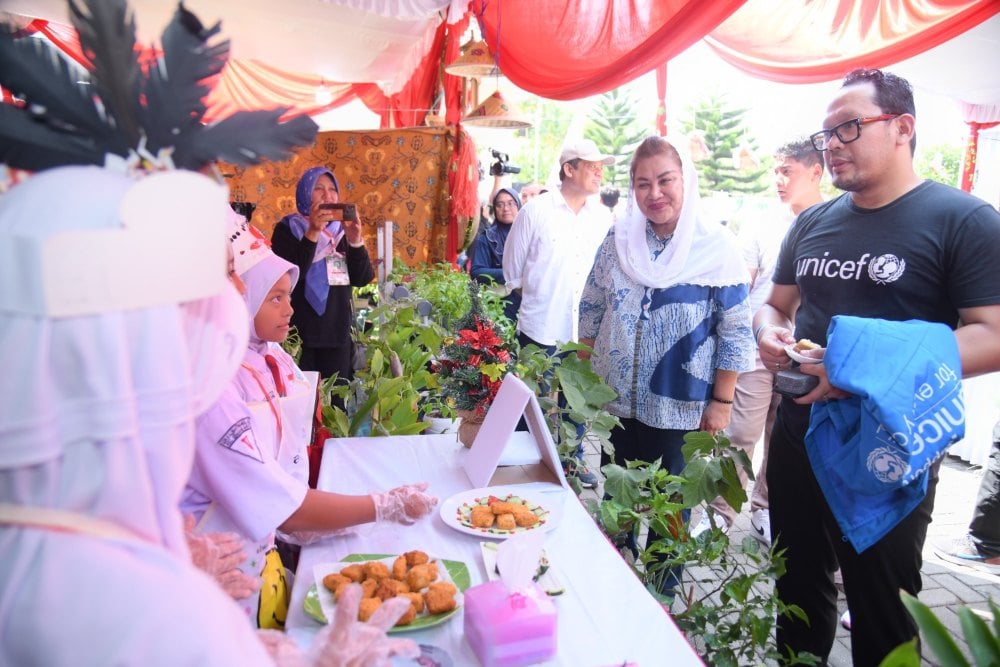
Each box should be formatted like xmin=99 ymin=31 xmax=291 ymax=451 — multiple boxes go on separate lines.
xmin=321 ymin=227 xmax=350 ymax=285
xmin=326 ymin=253 xmax=350 ymax=285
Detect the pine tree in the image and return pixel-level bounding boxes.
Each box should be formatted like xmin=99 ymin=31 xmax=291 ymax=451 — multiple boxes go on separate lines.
xmin=584 ymin=86 xmax=647 ymax=188
xmin=681 ymin=94 xmax=769 ymax=197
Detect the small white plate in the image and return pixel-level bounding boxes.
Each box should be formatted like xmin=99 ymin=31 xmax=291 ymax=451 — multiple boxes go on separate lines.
xmin=438 ymin=486 xmax=560 ymax=540
xmin=784 ymin=344 xmax=825 ymax=365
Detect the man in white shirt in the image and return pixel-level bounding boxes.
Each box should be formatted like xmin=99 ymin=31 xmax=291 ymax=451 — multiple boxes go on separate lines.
xmin=503 ymin=139 xmax=614 ymax=488
xmin=503 ymin=139 xmax=614 ymax=347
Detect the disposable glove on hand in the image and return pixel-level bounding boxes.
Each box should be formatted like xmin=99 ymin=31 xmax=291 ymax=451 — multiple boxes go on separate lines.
xmin=184 ymin=514 xmax=261 ymax=600
xmin=308 ymin=583 xmax=420 ymax=667
xmin=371 ymin=481 xmax=437 ymax=525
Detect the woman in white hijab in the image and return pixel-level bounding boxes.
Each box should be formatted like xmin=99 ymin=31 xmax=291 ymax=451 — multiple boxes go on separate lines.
xmin=183 ymin=227 xmax=437 ymax=631
xmin=0 ymin=167 xmax=278 ymax=666
xmin=579 ymin=136 xmax=755 ymax=592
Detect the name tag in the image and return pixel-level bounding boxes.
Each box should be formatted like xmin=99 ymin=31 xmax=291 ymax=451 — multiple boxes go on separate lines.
xmin=326 ymin=254 xmax=350 ymax=285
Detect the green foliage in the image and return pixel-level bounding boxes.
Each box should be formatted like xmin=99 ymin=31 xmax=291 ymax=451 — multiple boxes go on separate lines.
xmin=879 ymin=594 xmax=1000 ymax=667
xmin=513 ymin=342 xmax=621 ymax=494
xmin=436 ymin=281 xmax=513 ymax=415
xmin=916 ymin=143 xmax=963 ymax=187
xmin=323 ymin=266 xmax=518 ymax=436
xmin=681 ymin=94 xmax=770 ymax=197
xmin=509 ymin=97 xmax=575 ymax=184
xmin=279 ymin=325 xmax=303 ymax=364
xmin=393 ymin=262 xmax=472 ymax=328
xmin=594 ymin=430 xmax=814 ymax=665
xmin=584 ymin=86 xmax=647 ymax=188
xmin=322 ymin=298 xmax=444 ymax=437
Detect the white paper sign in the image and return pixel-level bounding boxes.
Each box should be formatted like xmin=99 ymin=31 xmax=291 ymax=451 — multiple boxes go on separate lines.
xmin=461 ymin=373 xmax=569 ymax=490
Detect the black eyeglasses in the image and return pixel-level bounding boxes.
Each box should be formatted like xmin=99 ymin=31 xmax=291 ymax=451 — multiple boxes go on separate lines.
xmin=810 ymin=114 xmax=899 ymax=151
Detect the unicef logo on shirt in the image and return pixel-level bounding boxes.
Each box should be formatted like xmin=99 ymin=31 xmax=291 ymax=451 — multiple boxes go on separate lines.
xmin=866 ymin=447 xmax=909 ymax=484
xmin=868 ymin=254 xmax=906 ymax=284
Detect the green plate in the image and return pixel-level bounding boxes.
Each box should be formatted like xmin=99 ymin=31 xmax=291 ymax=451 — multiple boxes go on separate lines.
xmin=303 ymin=553 xmax=471 ymax=633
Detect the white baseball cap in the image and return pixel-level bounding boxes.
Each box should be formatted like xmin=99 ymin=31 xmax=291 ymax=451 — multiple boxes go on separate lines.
xmin=559 ymin=139 xmax=615 ymax=166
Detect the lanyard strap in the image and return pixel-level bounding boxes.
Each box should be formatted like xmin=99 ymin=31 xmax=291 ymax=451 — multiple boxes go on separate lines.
xmin=0 ymin=503 xmax=151 ymax=545
xmin=241 ymin=362 xmax=284 ymax=446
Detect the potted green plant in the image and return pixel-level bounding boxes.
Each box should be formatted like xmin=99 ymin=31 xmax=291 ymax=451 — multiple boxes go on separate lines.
xmin=594 ymin=430 xmax=812 ymax=665
xmin=434 ymin=283 xmax=513 ymax=447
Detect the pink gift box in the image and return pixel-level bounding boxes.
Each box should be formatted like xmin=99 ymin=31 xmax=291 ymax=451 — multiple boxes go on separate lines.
xmin=464 ymin=580 xmax=558 ymax=667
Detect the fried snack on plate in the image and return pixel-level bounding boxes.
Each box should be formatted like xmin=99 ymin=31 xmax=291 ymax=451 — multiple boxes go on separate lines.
xmin=513 ymin=510 xmax=539 ymax=527
xmin=427 ymin=581 xmax=457 ymax=597
xmin=489 ymin=501 xmax=519 ymax=515
xmin=471 ymin=505 xmax=495 ymax=528
xmin=322 ymin=573 xmax=350 ymax=593
xmin=362 ymin=560 xmax=391 ymax=582
xmin=423 ymin=585 xmax=457 ymax=614
xmin=403 ymin=550 xmax=430 ymax=567
xmin=393 ymin=596 xmax=417 ymax=626
xmin=336 ymin=577 xmax=376 ymax=601
xmin=794 ymin=338 xmax=821 ymax=352
xmin=358 ymin=596 xmax=382 ymax=622
xmin=374 ymin=578 xmax=410 ymax=601
xmin=496 ymin=513 xmax=517 ymax=531
xmin=406 ymin=562 xmax=437 ymax=591
xmin=391 ymin=555 xmax=408 ymax=580
xmin=339 ymin=563 xmax=364 ymax=582
xmin=362 ymin=578 xmax=378 ymax=598
xmin=401 ymin=591 xmax=425 ymax=614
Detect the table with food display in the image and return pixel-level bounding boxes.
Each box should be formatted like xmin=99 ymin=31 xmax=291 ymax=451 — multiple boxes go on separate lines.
xmin=285 ymin=433 xmax=702 ymax=666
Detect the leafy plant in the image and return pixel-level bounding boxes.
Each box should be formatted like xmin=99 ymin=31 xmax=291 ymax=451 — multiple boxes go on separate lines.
xmin=435 ymin=283 xmax=513 ymax=417
xmin=593 ymin=430 xmax=813 ymax=666
xmin=513 ymin=342 xmax=620 ymax=494
xmin=879 ymin=593 xmax=1000 ymax=667
xmin=280 ymin=324 xmax=303 ymax=364
xmin=392 ymin=262 xmax=472 ymax=328
xmin=321 ymin=298 xmax=444 ymax=437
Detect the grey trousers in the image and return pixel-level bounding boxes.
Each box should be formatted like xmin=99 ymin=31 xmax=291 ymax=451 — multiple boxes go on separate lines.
xmin=969 ymin=418 xmax=1000 ymax=558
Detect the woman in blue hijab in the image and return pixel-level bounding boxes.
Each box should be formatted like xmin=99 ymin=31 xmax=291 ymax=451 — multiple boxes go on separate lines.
xmin=271 ymin=166 xmax=374 ymax=391
xmin=471 ymin=187 xmax=522 ymax=323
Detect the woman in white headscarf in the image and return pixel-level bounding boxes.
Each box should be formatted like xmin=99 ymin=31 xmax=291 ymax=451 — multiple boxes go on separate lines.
xmin=0 ymin=167 xmax=276 ymax=666
xmin=183 ymin=222 xmax=437 ymax=630
xmin=578 ymin=136 xmax=755 ymax=592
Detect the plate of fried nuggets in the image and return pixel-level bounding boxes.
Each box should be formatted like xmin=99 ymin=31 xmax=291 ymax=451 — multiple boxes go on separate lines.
xmin=305 ymin=551 xmax=470 ymax=632
xmin=438 ymin=487 xmax=558 ymax=539
xmin=469 ymin=498 xmax=540 ymax=531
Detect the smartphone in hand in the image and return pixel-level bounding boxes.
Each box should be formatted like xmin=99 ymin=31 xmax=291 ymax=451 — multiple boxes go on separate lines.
xmin=774 ymin=369 xmax=819 ymax=399
xmin=319 ymin=202 xmax=358 ymax=222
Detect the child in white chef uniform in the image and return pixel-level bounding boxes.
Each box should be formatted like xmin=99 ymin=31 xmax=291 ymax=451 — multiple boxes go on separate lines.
xmin=182 ymin=217 xmax=437 ymax=629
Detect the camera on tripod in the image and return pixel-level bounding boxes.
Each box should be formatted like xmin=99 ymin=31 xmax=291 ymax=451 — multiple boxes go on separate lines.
xmin=489 ymin=149 xmax=521 ymax=176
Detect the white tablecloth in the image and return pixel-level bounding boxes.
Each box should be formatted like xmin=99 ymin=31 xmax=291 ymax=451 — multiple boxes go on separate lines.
xmin=286 ymin=434 xmax=702 ymax=666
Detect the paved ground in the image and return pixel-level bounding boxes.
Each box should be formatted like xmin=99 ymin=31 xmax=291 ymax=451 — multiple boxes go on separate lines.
xmin=577 ymin=437 xmax=1000 ymax=665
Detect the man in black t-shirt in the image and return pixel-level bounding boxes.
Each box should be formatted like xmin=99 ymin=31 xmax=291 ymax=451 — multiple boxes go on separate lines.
xmin=754 ymin=69 xmax=1000 ymax=666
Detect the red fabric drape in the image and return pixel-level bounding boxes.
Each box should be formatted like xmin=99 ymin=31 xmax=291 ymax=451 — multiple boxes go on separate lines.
xmin=357 ymin=19 xmax=449 ymax=128
xmin=706 ymin=0 xmax=1000 ymax=84
xmin=14 ymin=16 xmax=451 ymax=128
xmin=961 ymin=121 xmax=1000 ymax=192
xmin=443 ymin=14 xmax=472 ymax=126
xmin=24 ymin=19 xmax=90 ymax=69
xmin=447 ymin=125 xmax=480 ymax=263
xmin=472 ymin=0 xmax=747 ymax=100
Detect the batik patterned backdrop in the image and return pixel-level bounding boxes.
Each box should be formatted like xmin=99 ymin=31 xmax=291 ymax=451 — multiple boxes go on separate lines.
xmin=222 ymin=127 xmax=453 ymax=267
